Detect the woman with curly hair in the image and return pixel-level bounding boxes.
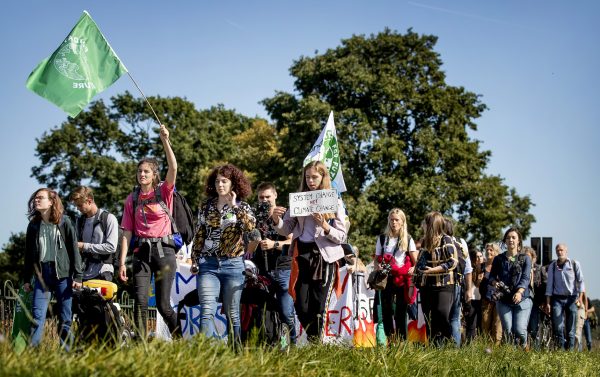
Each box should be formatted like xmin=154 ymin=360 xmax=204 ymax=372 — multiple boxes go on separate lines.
xmin=191 ymin=164 xmax=255 ymax=345
xmin=23 ymin=188 xmax=83 ymax=349
xmin=270 ymin=161 xmax=347 ymax=340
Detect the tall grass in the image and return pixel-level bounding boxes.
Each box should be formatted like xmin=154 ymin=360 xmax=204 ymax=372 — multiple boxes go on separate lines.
xmin=0 ymin=336 xmax=598 ymax=377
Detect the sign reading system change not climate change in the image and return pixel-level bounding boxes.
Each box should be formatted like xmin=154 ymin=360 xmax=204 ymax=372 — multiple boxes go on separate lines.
xmin=289 ymin=189 xmax=338 ymax=217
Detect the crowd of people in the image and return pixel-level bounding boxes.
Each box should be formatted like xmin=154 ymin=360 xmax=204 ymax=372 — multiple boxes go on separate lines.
xmin=20 ymin=124 xmax=594 ymax=352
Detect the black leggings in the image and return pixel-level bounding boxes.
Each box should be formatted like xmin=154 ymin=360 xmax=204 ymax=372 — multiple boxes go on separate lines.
xmin=374 ymin=282 xmax=408 ymax=339
xmin=465 ymin=299 xmax=481 ymax=342
xmin=420 ymin=285 xmax=454 ymax=345
xmin=294 ymin=242 xmax=335 ymax=339
xmin=133 ymin=242 xmax=178 ymax=337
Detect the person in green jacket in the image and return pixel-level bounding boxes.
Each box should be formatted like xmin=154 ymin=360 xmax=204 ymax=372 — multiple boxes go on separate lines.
xmin=23 ymin=188 xmax=83 ymax=349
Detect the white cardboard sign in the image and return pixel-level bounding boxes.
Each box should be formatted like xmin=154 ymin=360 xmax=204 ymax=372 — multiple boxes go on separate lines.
xmin=289 ymin=189 xmax=338 ymax=217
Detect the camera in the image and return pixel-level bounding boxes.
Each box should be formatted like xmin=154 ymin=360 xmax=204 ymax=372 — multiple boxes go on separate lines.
xmin=491 ymin=281 xmax=512 ymax=302
xmin=379 ymin=261 xmax=392 ymax=276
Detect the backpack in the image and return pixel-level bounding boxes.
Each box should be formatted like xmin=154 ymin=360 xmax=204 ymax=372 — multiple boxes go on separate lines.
xmin=76 ymin=210 xmax=113 ymax=265
xmin=451 ymin=237 xmax=468 ymax=289
xmin=132 ymin=185 xmax=196 ymax=248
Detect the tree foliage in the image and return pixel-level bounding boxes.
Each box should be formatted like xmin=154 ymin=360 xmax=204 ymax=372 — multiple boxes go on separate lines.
xmin=32 ymin=92 xmax=263 ymax=215
xmin=30 ymin=29 xmax=535 ymax=264
xmin=263 ymin=29 xmax=534 ymax=254
xmin=0 ymin=232 xmax=26 ymax=283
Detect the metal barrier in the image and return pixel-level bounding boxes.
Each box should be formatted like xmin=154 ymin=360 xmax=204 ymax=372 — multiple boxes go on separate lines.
xmin=1 ymin=281 xmax=17 ymax=336
xmin=0 ymin=280 xmax=158 ymax=338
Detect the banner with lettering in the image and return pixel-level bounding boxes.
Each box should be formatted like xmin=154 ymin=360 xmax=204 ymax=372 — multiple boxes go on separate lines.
xmin=157 ymin=262 xmax=427 ymax=345
xmin=156 ymin=262 xmax=227 ymax=339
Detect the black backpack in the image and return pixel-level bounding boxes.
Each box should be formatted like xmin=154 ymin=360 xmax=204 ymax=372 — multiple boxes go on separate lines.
xmin=132 ymin=185 xmax=196 ymax=246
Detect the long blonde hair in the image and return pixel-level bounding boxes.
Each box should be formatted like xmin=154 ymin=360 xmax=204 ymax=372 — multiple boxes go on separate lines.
xmin=385 ymin=208 xmax=409 ymax=251
xmin=422 ymin=211 xmax=445 ymax=252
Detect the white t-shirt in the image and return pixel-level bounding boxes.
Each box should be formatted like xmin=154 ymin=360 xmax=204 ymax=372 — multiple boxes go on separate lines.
xmin=375 ymin=235 xmax=417 ymax=267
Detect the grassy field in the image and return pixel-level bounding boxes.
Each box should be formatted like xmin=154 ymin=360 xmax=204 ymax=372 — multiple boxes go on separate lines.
xmin=0 ymin=336 xmax=598 ymax=377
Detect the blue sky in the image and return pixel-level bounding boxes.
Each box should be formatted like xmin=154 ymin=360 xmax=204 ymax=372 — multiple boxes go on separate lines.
xmin=1 ymin=1 xmax=598 ymax=295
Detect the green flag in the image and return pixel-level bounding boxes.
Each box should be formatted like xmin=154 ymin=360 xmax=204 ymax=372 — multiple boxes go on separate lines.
xmin=26 ymin=11 xmax=127 ymax=117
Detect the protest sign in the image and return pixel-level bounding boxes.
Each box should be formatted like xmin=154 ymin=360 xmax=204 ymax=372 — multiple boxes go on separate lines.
xmin=288 ymin=189 xmax=338 ymax=217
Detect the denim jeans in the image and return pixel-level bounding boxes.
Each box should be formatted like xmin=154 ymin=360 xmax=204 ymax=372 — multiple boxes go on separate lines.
xmin=583 ymin=319 xmax=592 ymax=351
xmin=133 ymin=243 xmax=178 ymax=337
xmin=31 ymin=263 xmax=73 ymax=349
xmin=496 ymin=297 xmax=532 ymax=347
xmin=449 ymin=284 xmax=462 ymax=346
xmin=550 ymin=295 xmax=577 ymax=350
xmin=269 ymin=268 xmax=297 ymax=343
xmin=197 ymin=256 xmax=245 ymax=343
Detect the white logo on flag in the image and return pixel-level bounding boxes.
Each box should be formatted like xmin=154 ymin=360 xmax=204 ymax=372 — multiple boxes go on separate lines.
xmin=304 ymin=111 xmax=347 ymax=193
xmin=53 ymin=36 xmax=88 ymax=81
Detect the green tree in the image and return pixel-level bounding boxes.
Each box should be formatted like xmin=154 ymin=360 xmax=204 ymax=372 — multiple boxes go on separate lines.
xmin=31 ymin=92 xmax=262 ymax=216
xmin=0 ymin=232 xmax=26 ymax=283
xmin=263 ymin=29 xmax=535 ymax=254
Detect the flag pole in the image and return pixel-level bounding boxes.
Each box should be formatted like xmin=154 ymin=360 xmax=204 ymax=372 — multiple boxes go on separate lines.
xmin=126 ymin=72 xmax=162 ymax=126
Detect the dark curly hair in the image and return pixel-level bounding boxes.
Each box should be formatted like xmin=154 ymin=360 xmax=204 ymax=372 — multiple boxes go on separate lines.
xmin=205 ymin=164 xmax=252 ymax=200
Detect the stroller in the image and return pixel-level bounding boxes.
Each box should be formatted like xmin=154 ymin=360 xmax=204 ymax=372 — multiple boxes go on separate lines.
xmin=240 ymin=260 xmax=291 ymax=348
xmin=72 ymin=279 xmax=131 ymax=346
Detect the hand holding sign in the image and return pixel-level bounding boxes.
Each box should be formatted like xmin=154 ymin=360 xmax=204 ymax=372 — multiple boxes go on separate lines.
xmin=312 ymin=212 xmax=331 ymax=234
xmin=271 ymin=206 xmax=287 ymax=225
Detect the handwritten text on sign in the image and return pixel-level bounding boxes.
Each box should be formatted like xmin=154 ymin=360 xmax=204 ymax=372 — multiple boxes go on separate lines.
xmin=289 ymin=189 xmax=338 ymax=217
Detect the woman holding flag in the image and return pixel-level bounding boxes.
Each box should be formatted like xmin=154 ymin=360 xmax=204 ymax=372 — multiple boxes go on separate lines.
xmin=118 ymin=124 xmax=180 ymax=339
xmin=271 ymin=160 xmax=347 ymax=341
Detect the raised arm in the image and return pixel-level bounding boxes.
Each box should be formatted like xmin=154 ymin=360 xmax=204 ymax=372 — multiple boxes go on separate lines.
xmin=160 ymin=124 xmax=177 ymax=186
